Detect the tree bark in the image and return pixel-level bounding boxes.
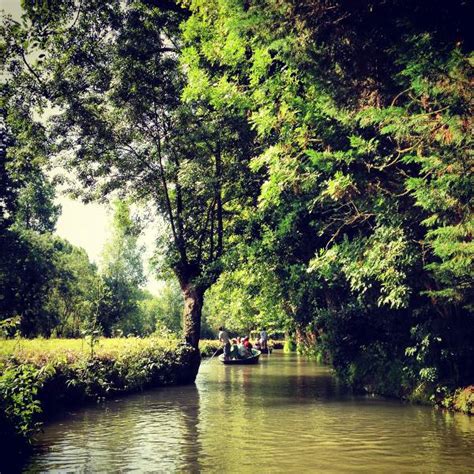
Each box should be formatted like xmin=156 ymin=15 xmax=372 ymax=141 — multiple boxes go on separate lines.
xmin=182 ymin=283 xmax=204 ymax=349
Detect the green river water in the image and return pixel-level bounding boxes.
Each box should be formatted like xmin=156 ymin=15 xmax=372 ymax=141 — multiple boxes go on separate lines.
xmin=24 ymin=352 xmax=473 ymax=473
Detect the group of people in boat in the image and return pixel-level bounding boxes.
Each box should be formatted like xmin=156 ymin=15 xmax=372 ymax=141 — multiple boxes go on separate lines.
xmin=218 ymin=326 xmax=268 ymax=361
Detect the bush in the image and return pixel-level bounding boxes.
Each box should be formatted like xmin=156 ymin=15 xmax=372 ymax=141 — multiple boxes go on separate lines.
xmin=284 ymin=339 xmax=297 ymax=352
xmin=0 ymin=363 xmax=48 ymax=454
xmin=439 ymin=386 xmax=474 ymax=415
xmin=0 ymin=337 xmax=199 ymax=459
xmin=199 ymin=339 xmax=221 ymax=357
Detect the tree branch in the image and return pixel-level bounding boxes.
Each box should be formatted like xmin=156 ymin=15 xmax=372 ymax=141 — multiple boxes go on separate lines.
xmin=154 ymin=134 xmax=187 ymax=264
xmin=196 ymin=197 xmax=216 ymax=265
xmin=215 ymin=139 xmax=223 ymax=257
xmin=21 ymin=50 xmax=45 ymax=88
xmin=151 ymin=103 xmax=187 ymax=263
xmin=67 ymin=0 xmax=83 ymax=31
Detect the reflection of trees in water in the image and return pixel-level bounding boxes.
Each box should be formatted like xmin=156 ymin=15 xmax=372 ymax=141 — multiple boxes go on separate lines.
xmin=214 ymin=355 xmax=343 ymax=407
xmin=195 ymin=354 xmax=346 ymax=469
xmin=24 ymin=385 xmax=203 ymax=473
xmin=176 ymin=384 xmax=203 ymax=473
xmin=121 ymin=384 xmax=203 ymax=472
xmin=198 ymin=354 xmax=474 ymax=472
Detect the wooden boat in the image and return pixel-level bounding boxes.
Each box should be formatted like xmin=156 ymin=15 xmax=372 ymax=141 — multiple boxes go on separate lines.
xmin=219 ymin=349 xmax=261 ymax=365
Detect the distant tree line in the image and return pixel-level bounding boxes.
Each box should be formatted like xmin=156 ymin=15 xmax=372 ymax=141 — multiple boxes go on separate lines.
xmin=0 ymin=113 xmax=184 ymax=337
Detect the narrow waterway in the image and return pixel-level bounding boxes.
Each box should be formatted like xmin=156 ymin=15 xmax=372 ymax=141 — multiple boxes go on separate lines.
xmin=24 ymin=353 xmax=474 ymax=472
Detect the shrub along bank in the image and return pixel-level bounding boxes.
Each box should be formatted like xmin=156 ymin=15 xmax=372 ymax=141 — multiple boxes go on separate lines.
xmin=0 ymin=337 xmax=201 ymax=462
xmin=199 ymin=339 xmax=221 ymax=358
xmin=296 ymin=330 xmax=474 ymax=415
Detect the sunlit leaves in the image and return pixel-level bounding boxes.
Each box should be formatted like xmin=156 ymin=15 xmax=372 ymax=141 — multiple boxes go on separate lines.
xmin=309 ymin=226 xmax=415 ymax=309
xmin=321 ymin=172 xmax=354 ymax=202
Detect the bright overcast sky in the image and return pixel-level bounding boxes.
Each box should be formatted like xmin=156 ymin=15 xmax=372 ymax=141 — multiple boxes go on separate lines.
xmin=54 ymin=197 xmax=163 ymax=294
xmin=1 ymin=0 xmax=21 ymax=20
xmin=55 ymin=198 xmax=109 ymax=264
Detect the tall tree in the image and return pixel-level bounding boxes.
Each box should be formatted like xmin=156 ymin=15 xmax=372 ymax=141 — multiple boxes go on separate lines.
xmin=45 ymin=241 xmax=99 ymax=337
xmin=2 ymin=1 xmax=256 ymax=352
xmin=0 ymin=84 xmax=63 ymax=335
xmin=180 ymin=0 xmax=473 ymax=392
xmin=99 ymin=200 xmax=145 ymax=335
xmin=138 ymin=279 xmax=183 ymax=336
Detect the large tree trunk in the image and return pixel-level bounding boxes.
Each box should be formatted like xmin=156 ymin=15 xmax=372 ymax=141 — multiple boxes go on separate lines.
xmin=182 ymin=283 xmax=204 ymax=349
xmin=174 ymin=282 xmax=204 ymax=384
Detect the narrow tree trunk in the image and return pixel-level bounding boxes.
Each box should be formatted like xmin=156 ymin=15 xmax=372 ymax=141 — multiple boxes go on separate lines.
xmin=182 ymin=283 xmax=204 ymax=349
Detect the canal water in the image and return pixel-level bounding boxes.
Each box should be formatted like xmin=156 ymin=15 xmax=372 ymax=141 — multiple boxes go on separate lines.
xmin=24 ymin=352 xmax=474 ymax=472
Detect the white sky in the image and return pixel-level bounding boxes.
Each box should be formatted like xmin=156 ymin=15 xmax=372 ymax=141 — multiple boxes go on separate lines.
xmin=55 ymin=198 xmax=109 ymax=264
xmin=1 ymin=0 xmax=21 ymax=19
xmin=54 ymin=197 xmax=164 ymax=294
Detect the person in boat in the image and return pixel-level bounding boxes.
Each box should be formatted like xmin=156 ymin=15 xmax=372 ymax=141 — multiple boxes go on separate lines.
xmin=260 ymin=328 xmax=268 ymax=350
xmin=243 ymin=336 xmax=252 ymax=350
xmin=242 ymin=336 xmax=253 ymax=357
xmin=218 ymin=326 xmax=231 ymax=361
xmin=237 ymin=341 xmax=247 ymax=359
xmin=229 ymin=338 xmax=240 ymax=359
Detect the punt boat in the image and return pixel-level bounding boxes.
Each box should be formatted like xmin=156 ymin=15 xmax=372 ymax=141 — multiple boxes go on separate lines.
xmin=219 ymin=349 xmax=261 ymax=365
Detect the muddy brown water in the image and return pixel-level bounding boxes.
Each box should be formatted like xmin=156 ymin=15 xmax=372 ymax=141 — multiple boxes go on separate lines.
xmin=23 ymin=352 xmax=474 ymax=473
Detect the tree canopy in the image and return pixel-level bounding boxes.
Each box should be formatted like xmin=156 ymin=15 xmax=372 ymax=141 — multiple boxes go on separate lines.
xmin=2 ymin=0 xmax=258 ymax=348
xmin=180 ymin=0 xmax=473 ymax=392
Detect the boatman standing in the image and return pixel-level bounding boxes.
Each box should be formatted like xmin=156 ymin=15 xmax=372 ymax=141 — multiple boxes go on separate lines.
xmin=260 ymin=328 xmax=268 ymax=350
xmin=218 ymin=326 xmax=231 ymax=361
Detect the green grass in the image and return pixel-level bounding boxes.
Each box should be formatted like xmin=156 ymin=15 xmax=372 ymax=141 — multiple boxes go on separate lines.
xmin=0 ymin=337 xmax=221 ymax=370
xmin=1 ymin=337 xmax=173 ymax=367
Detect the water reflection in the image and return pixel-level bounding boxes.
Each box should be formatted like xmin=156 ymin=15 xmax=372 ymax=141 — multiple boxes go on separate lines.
xmin=25 ymin=384 xmax=203 ymax=473
xmin=24 ymin=353 xmax=474 ymax=473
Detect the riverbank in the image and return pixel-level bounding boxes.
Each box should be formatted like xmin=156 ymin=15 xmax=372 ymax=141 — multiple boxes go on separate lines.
xmin=293 ymin=340 xmax=474 ymax=416
xmin=0 ymin=337 xmax=211 ymax=464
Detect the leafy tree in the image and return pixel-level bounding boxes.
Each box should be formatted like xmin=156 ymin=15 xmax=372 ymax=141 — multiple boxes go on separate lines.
xmin=97 ymin=200 xmax=145 ymax=336
xmin=138 ymin=279 xmax=183 ymax=336
xmin=2 ymin=0 xmax=472 ymax=399
xmin=204 ymin=245 xmax=289 ymax=335
xmin=46 ymin=241 xmax=98 ymax=337
xmin=2 ymin=0 xmax=256 ymax=350
xmin=0 ymin=85 xmax=63 ymax=335
xmin=181 ymin=0 xmax=473 ymax=392
xmin=1 ymin=85 xmax=102 ymax=338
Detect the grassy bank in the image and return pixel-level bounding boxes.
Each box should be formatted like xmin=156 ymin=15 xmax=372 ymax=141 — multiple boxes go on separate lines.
xmin=0 ymin=337 xmax=204 ymax=462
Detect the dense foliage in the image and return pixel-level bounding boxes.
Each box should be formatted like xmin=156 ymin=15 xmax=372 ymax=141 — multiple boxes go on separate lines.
xmin=0 ymin=83 xmax=186 ymax=338
xmin=1 ymin=0 xmax=472 ymax=406
xmin=181 ymin=0 xmax=473 ymax=399
xmin=1 ymin=0 xmax=257 ymax=348
xmin=0 ymin=127 xmax=185 ymax=338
